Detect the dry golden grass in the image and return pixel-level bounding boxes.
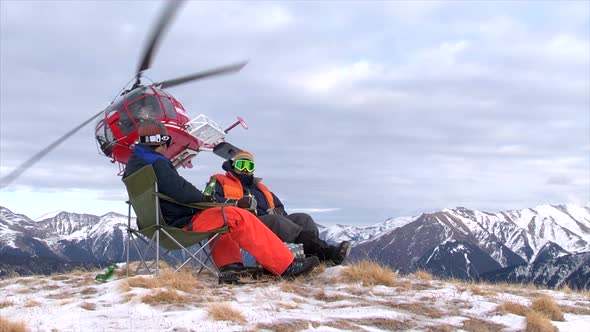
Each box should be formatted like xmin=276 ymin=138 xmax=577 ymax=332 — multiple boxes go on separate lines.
xmin=69 ymin=269 xmax=91 ymax=276
xmin=561 ymin=303 xmax=590 ymax=315
xmin=525 ymin=311 xmax=557 ymax=332
xmin=46 ymin=291 xmax=75 ymax=300
xmin=140 ymin=289 xmax=190 ymax=306
xmin=312 ymin=289 xmax=349 ymax=302
xmin=383 ymin=301 xmax=444 ymax=318
xmin=118 ymin=282 xmax=132 ymax=293
xmin=256 ymin=319 xmax=317 ymax=332
xmin=80 ymin=302 xmax=96 ymax=311
xmin=0 ymin=301 xmax=14 ymax=309
xmin=43 ymin=284 xmax=60 ymax=291
xmin=339 ymin=260 xmax=397 ymax=287
xmin=14 ymin=278 xmax=44 ymax=286
xmin=279 ymin=281 xmax=299 ymax=293
xmin=407 ymin=280 xmax=430 ymax=291
xmin=79 ymin=287 xmax=98 ymax=295
xmin=352 ymin=318 xmax=415 ymax=330
xmin=155 ymin=270 xmax=204 ymax=292
xmin=123 ymin=270 xmax=203 ymax=293
xmin=58 ymin=299 xmax=74 ymax=306
xmin=496 ymin=301 xmax=529 ymax=316
xmin=530 ymin=295 xmax=564 ymax=321
xmin=24 ymin=299 xmax=41 ymax=308
xmin=120 ymin=294 xmax=135 ymax=303
xmin=424 ymin=323 xmax=456 ymax=332
xmin=207 ymin=303 xmax=246 ymax=324
xmin=0 ymin=316 xmax=27 ymax=332
xmin=277 ymin=301 xmax=300 ymax=310
xmin=50 ymin=275 xmax=71 ymax=281
xmin=125 ymin=276 xmax=161 ymax=289
xmin=462 ymin=317 xmax=507 ymax=332
xmin=414 ymin=270 xmax=433 ymax=280
xmin=324 ymin=320 xmax=362 ymax=331
xmin=558 ymin=284 xmax=573 ymax=294
xmin=470 ymin=285 xmax=495 ymax=296
xmin=69 ymin=275 xmax=96 ymax=287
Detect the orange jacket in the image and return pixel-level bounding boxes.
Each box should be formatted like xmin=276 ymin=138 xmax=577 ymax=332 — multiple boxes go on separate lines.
xmin=211 ymin=172 xmax=275 ymax=209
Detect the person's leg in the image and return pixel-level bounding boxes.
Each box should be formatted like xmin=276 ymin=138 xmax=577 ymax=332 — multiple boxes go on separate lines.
xmin=285 ymin=213 xmax=320 ymax=237
xmin=285 ymin=213 xmax=351 ymax=265
xmin=189 ymin=210 xmax=242 ymax=268
xmin=258 ymin=214 xmax=303 ymax=243
xmin=192 ymin=206 xmax=295 ymax=275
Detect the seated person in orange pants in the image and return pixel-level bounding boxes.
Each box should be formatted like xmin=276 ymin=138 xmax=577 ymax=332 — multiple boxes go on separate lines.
xmin=122 ymin=119 xmax=319 ymax=277
xmin=205 ymin=151 xmax=351 ymax=266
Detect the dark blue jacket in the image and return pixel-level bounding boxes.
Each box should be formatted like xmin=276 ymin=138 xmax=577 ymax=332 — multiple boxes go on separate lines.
xmin=209 ymin=160 xmax=286 ymax=216
xmin=123 ymin=145 xmax=207 ymax=228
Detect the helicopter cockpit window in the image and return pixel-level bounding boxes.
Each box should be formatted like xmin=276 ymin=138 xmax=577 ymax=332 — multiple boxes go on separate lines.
xmin=96 ymin=119 xmax=114 ymax=157
xmin=123 ymin=87 xmax=150 ymax=104
xmin=118 ymin=106 xmax=135 ymax=135
xmin=160 ymin=97 xmax=177 ymax=119
xmin=129 ymin=95 xmax=165 ymax=123
xmin=106 ymin=100 xmax=124 ymax=118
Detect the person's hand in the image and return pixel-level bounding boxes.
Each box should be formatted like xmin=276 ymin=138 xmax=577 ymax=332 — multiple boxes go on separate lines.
xmin=236 ymin=196 xmax=257 ymax=212
xmin=236 ymin=196 xmax=252 ymax=208
xmin=203 ymin=195 xmax=215 ymax=202
xmin=267 ymin=207 xmax=285 ymax=215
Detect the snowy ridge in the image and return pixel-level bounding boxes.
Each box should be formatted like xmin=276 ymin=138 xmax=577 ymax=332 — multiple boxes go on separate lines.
xmin=318 ymin=215 xmax=415 ymax=245
xmin=1 ymin=203 xmax=589 ymax=287
xmin=35 ymin=210 xmax=64 ymax=221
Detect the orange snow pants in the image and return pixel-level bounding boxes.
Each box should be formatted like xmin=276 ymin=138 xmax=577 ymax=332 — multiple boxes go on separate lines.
xmin=189 ymin=206 xmax=294 ymax=275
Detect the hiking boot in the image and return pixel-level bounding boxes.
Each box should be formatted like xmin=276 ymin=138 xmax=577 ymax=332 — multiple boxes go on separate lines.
xmin=219 ymin=263 xmax=245 ymax=273
xmin=331 ymin=241 xmax=351 ymax=265
xmin=220 ymin=262 xmax=264 ymax=278
xmin=282 ymin=256 xmax=320 ymax=277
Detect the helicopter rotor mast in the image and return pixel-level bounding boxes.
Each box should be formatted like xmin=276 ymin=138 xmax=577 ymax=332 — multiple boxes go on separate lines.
xmin=133 ymin=0 xmax=186 ymax=89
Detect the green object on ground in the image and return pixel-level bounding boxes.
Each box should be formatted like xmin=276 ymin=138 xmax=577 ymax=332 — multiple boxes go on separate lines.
xmin=95 ymin=264 xmax=116 ymax=282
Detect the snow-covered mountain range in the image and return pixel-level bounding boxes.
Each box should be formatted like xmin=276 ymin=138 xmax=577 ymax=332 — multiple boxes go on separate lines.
xmin=1 ymin=204 xmax=589 ymax=288
xmin=0 ymin=207 xmax=130 ymax=275
xmin=335 ymin=204 xmax=590 ymax=288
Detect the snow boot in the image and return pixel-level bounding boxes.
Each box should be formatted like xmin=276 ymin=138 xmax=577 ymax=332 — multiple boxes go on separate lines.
xmin=331 ymin=241 xmax=351 ymax=266
xmin=295 ymin=230 xmax=351 ymax=265
xmin=282 ymin=256 xmax=320 ymax=278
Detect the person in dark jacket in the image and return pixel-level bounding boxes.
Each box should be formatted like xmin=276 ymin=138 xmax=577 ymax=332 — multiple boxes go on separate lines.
xmin=205 ymin=151 xmax=351 ymax=265
xmin=122 ymin=119 xmax=319 ymax=277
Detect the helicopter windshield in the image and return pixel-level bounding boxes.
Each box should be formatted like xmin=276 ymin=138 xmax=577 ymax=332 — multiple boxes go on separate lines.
xmin=95 ymin=119 xmax=115 ymax=157
xmin=128 ymin=95 xmax=164 ymax=121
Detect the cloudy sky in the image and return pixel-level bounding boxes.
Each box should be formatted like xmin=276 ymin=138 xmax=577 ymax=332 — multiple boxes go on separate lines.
xmin=1 ymin=0 xmax=588 ymax=226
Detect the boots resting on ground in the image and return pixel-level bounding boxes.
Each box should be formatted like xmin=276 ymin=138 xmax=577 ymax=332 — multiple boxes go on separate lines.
xmin=221 ymin=258 xmax=320 ymax=278
xmin=282 ymin=256 xmax=320 ymax=277
xmin=295 ymin=230 xmax=351 ymax=265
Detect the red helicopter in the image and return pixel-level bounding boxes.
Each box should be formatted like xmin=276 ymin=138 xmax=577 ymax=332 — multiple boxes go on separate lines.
xmin=1 ymin=0 xmax=246 ymax=188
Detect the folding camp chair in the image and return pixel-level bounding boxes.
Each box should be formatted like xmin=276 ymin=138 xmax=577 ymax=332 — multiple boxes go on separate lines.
xmin=123 ymin=165 xmax=230 ymax=278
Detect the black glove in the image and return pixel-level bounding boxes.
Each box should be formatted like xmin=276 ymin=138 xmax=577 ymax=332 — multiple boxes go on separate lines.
xmin=203 ymin=195 xmax=215 ymax=202
xmin=235 ymin=196 xmax=257 ymax=212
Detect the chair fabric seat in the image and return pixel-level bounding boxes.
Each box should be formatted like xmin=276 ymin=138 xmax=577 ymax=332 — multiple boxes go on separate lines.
xmin=123 ymin=165 xmax=230 ymax=277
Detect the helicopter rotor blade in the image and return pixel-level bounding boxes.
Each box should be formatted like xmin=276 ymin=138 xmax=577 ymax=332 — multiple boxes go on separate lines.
xmin=0 ymin=110 xmax=104 ymax=189
xmin=155 ymin=61 xmax=248 ymax=89
xmin=135 ymin=0 xmax=186 ymax=80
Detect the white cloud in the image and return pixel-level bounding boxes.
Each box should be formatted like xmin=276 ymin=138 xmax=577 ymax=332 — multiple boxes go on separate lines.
xmin=293 ymin=61 xmax=383 ymax=92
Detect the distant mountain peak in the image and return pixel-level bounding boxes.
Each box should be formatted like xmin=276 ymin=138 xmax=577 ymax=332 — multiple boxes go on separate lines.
xmin=35 ymin=210 xmax=64 ymax=221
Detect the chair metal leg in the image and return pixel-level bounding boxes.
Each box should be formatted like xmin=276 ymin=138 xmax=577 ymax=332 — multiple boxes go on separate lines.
xmin=126 ymin=202 xmax=131 ymax=278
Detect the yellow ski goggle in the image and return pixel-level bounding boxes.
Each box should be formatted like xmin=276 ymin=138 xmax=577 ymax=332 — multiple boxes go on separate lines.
xmin=233 ymin=159 xmax=255 ymax=172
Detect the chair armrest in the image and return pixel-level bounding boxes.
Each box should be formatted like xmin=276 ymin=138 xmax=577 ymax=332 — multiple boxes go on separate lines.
xmin=155 ymin=193 xmax=233 ymax=209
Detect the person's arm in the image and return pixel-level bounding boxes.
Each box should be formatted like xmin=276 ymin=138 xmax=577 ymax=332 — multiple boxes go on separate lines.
xmin=152 ymin=159 xmax=207 ymax=203
xmin=270 ymin=192 xmax=287 ymax=216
